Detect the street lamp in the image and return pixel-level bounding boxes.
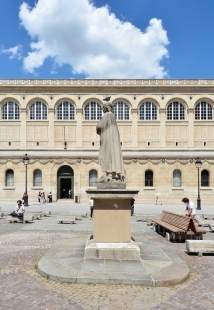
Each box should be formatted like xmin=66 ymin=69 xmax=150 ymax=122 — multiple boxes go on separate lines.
xmin=22 ymin=153 xmax=29 ymax=206
xmin=195 ymin=157 xmax=202 ymax=210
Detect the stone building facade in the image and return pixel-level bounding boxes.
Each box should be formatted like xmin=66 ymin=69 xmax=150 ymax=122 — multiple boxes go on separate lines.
xmin=0 ymin=79 xmax=214 ymax=205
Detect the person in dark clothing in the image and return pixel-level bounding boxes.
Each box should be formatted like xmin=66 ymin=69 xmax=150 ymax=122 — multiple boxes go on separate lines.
xmin=131 ymin=198 xmax=135 ymax=216
xmin=48 ymin=192 xmax=52 ymax=203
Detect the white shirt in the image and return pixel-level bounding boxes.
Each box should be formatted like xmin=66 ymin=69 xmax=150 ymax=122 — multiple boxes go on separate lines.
xmin=15 ymin=205 xmax=25 ymax=214
xmin=89 ymin=199 xmax=94 ymax=207
xmin=187 ymin=201 xmax=196 ymax=215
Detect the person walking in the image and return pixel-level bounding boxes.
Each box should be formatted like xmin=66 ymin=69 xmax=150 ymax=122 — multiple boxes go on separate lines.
xmin=182 ymin=197 xmax=196 ymax=218
xmin=89 ymin=199 xmax=94 ymax=218
xmin=130 ymin=198 xmax=135 ymax=216
xmin=40 ymin=192 xmax=45 ymax=205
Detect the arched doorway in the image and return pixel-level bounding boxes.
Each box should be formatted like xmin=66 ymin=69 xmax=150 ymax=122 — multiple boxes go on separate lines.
xmin=57 ymin=165 xmax=74 ymax=199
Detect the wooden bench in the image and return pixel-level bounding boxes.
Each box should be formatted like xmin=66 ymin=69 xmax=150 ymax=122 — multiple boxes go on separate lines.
xmin=153 ymin=210 xmax=206 ymax=242
xmin=57 ymin=216 xmax=76 ymax=224
xmin=186 ymin=240 xmax=214 ymax=256
xmin=202 ymin=214 xmax=214 ymax=220
xmin=7 ymin=214 xmax=34 ymax=223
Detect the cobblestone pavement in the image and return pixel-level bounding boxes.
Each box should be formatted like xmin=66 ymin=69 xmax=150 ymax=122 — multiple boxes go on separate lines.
xmin=0 ymin=201 xmax=214 ymax=309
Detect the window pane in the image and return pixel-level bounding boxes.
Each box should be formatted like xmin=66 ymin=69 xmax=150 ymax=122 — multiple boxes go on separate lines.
xmin=34 ymin=170 xmax=42 ymax=186
xmin=195 ymin=102 xmax=212 ymax=120
xmin=113 ymin=102 xmax=130 ymax=120
xmin=201 ymin=170 xmax=209 ymax=187
xmin=6 ymin=170 xmax=14 ymax=186
xmin=145 ymin=170 xmax=153 ymax=186
xmin=89 ymin=170 xmax=97 ymax=187
xmin=167 ymin=102 xmax=185 ymax=120
xmin=140 ymin=102 xmax=157 ymax=120
xmin=2 ymin=102 xmax=20 ymax=120
xmin=30 ymin=102 xmax=47 ymax=120
xmin=173 ymin=170 xmax=181 ymax=187
xmin=57 ymin=102 xmax=75 ymax=120
xmin=84 ymin=102 xmax=102 ymax=120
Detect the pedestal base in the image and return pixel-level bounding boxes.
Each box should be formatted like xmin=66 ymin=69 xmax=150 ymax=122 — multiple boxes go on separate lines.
xmin=84 ymin=237 xmax=140 ymax=260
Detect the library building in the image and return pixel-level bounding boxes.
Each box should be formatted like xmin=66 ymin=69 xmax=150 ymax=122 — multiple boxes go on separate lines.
xmin=0 ymin=79 xmax=214 ymax=205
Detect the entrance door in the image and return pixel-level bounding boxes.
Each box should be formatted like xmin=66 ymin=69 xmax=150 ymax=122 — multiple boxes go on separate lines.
xmin=57 ymin=165 xmax=74 ymax=199
xmin=60 ymin=178 xmax=71 ymax=198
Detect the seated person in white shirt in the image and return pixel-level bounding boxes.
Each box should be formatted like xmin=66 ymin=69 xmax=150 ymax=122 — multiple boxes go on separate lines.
xmin=10 ymin=200 xmax=25 ymax=217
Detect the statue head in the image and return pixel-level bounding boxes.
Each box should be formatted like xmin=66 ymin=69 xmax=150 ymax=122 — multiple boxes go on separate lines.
xmin=103 ymin=103 xmax=113 ymax=113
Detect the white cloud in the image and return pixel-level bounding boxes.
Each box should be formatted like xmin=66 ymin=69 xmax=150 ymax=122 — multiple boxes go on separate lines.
xmin=19 ymin=0 xmax=169 ymax=78
xmin=0 ymin=45 xmax=22 ymax=60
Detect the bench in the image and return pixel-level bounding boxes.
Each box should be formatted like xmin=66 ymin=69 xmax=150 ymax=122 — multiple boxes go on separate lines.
xmin=61 ymin=213 xmax=82 ymax=220
xmin=153 ymin=210 xmax=206 ymax=242
xmin=70 ymin=212 xmax=87 ymax=218
xmin=33 ymin=211 xmax=51 ymax=217
xmin=57 ymin=216 xmax=76 ymax=224
xmin=195 ymin=219 xmax=214 ymax=227
xmin=186 ymin=240 xmax=214 ymax=256
xmin=26 ymin=212 xmax=42 ymax=220
xmin=208 ymin=224 xmax=214 ymax=232
xmin=7 ymin=214 xmax=34 ymax=223
xmin=136 ymin=215 xmax=157 ymax=222
xmin=202 ymin=214 xmax=214 ymax=220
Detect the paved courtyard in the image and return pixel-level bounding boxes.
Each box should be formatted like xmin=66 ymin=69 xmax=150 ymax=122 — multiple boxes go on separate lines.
xmin=0 ymin=201 xmax=214 ymax=309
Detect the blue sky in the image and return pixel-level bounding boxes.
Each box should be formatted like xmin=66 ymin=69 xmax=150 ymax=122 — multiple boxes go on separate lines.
xmin=0 ymin=0 xmax=213 ymax=79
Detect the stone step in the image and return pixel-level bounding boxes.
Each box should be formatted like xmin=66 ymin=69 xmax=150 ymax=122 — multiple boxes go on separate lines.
xmin=186 ymin=240 xmax=214 ymax=256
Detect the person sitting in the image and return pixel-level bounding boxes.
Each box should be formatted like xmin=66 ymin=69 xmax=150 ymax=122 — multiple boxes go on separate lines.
xmin=10 ymin=200 xmax=25 ymax=217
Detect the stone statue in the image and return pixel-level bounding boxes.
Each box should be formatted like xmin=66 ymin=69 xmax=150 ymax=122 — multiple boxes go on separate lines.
xmin=96 ymin=100 xmax=125 ymax=185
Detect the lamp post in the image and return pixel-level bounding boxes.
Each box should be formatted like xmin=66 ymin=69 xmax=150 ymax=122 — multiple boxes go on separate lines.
xmin=22 ymin=153 xmax=29 ymax=206
xmin=195 ymin=157 xmax=202 ymax=210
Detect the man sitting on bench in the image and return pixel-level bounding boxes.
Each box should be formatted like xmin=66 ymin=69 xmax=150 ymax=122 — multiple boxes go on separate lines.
xmin=182 ymin=197 xmax=196 ymax=218
xmin=10 ymin=200 xmax=25 ymax=218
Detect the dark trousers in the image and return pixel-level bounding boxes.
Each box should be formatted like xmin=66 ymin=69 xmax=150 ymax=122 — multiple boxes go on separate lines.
xmin=90 ymin=206 xmax=93 ymax=218
xmin=131 ymin=206 xmax=134 ymax=216
xmin=10 ymin=212 xmax=23 ymax=217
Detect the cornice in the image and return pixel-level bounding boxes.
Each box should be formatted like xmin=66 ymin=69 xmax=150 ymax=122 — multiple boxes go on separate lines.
xmin=0 ymin=79 xmax=214 ymax=87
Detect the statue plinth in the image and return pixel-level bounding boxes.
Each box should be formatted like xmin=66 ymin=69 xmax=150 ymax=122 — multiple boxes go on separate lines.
xmin=85 ymin=188 xmax=139 ymax=260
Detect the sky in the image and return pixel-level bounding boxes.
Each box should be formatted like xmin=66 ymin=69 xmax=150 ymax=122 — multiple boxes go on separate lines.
xmin=0 ymin=0 xmax=214 ymax=79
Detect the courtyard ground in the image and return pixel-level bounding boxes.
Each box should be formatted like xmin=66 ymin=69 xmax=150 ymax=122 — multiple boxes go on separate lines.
xmin=0 ymin=201 xmax=214 ymax=310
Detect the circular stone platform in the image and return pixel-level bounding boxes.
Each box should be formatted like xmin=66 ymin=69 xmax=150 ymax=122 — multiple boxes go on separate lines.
xmin=37 ymin=238 xmax=189 ymax=286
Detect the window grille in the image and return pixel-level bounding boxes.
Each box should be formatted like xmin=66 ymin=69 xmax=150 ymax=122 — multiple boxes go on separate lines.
xmin=34 ymin=169 xmax=42 ymax=186
xmin=173 ymin=170 xmax=181 ymax=187
xmin=30 ymin=102 xmax=47 ymax=120
xmin=112 ymin=102 xmax=129 ymax=120
xmin=195 ymin=102 xmax=212 ymax=120
xmin=2 ymin=102 xmax=20 ymax=120
xmin=85 ymin=102 xmax=102 ymax=120
xmin=139 ymin=102 xmax=157 ymax=120
xmin=57 ymin=102 xmax=75 ymax=120
xmin=89 ymin=170 xmax=97 ymax=187
xmin=201 ymin=170 xmax=209 ymax=187
xmin=6 ymin=169 xmax=14 ymax=186
xmin=145 ymin=170 xmax=153 ymax=186
xmin=167 ymin=102 xmax=185 ymax=120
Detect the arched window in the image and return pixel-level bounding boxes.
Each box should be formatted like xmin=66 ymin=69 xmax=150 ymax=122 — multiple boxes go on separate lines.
xmin=84 ymin=102 xmax=102 ymax=120
xmin=145 ymin=170 xmax=153 ymax=186
xmin=201 ymin=170 xmax=209 ymax=187
xmin=195 ymin=102 xmax=212 ymax=120
xmin=6 ymin=169 xmax=14 ymax=186
xmin=29 ymin=101 xmax=47 ymax=120
xmin=112 ymin=102 xmax=129 ymax=120
xmin=139 ymin=102 xmax=157 ymax=120
xmin=167 ymin=102 xmax=185 ymax=120
xmin=2 ymin=101 xmax=20 ymax=120
xmin=57 ymin=101 xmax=75 ymax=120
xmin=173 ymin=170 xmax=181 ymax=187
xmin=89 ymin=170 xmax=97 ymax=187
xmin=34 ymin=169 xmax=42 ymax=186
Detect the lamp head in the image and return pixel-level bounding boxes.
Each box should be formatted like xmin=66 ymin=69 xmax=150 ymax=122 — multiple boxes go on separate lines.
xmin=195 ymin=157 xmax=202 ymax=169
xmin=23 ymin=153 xmax=29 ymax=166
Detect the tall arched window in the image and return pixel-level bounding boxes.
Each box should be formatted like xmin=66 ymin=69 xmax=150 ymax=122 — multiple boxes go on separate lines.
xmin=34 ymin=169 xmax=42 ymax=186
xmin=6 ymin=169 xmax=14 ymax=186
xmin=145 ymin=170 xmax=153 ymax=186
xmin=173 ymin=170 xmax=181 ymax=187
xmin=84 ymin=102 xmax=102 ymax=120
xmin=57 ymin=101 xmax=75 ymax=120
xmin=112 ymin=102 xmax=129 ymax=120
xmin=29 ymin=101 xmax=47 ymax=120
xmin=139 ymin=102 xmax=157 ymax=120
xmin=2 ymin=101 xmax=20 ymax=120
xmin=89 ymin=170 xmax=97 ymax=187
xmin=201 ymin=170 xmax=209 ymax=187
xmin=195 ymin=102 xmax=212 ymax=120
xmin=167 ymin=102 xmax=185 ymax=120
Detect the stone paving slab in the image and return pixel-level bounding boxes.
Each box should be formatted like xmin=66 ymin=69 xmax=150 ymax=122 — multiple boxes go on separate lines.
xmin=38 ymin=238 xmax=189 ymax=286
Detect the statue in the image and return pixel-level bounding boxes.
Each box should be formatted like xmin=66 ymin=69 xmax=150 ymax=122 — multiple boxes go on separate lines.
xmin=96 ymin=99 xmax=125 ymax=184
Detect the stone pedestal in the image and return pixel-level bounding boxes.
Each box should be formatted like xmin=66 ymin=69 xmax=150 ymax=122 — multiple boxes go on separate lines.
xmin=85 ymin=188 xmax=139 ymax=259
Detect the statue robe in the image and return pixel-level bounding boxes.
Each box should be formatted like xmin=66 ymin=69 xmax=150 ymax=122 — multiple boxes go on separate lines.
xmin=96 ymin=112 xmax=124 ymax=177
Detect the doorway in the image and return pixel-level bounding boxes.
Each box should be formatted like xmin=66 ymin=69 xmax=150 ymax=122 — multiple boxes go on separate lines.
xmin=57 ymin=165 xmax=74 ymax=199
